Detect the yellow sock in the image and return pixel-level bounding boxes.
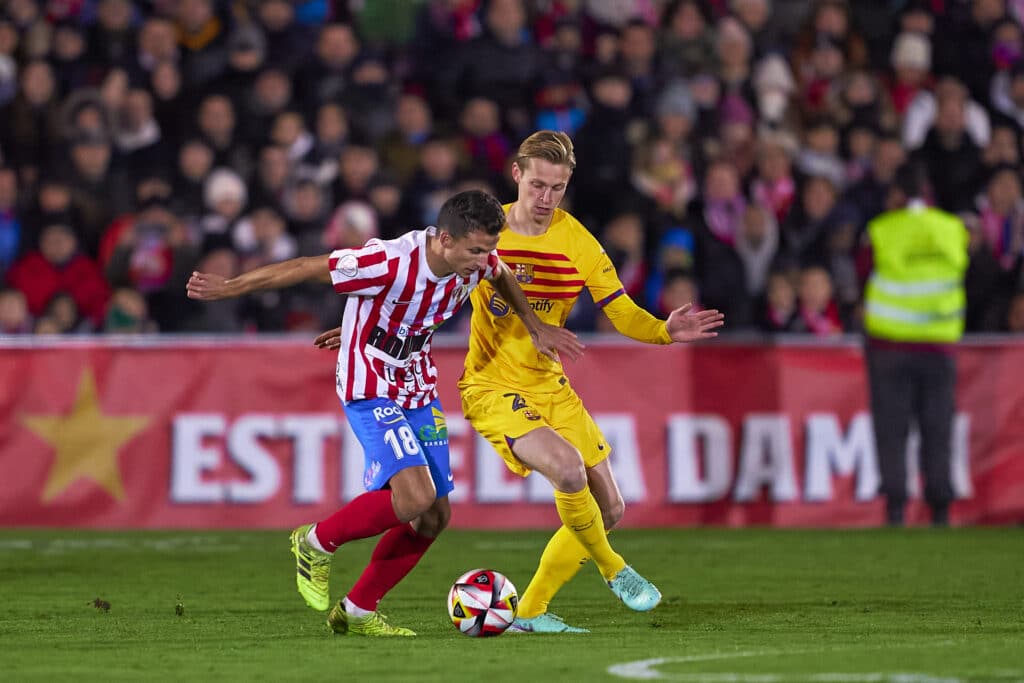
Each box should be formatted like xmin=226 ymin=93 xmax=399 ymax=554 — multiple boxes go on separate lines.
xmin=553 ymin=487 xmax=625 ymax=582
xmin=517 ymin=525 xmax=590 ymax=618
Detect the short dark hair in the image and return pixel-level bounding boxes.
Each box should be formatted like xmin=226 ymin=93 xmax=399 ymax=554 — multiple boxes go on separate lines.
xmin=893 ymin=162 xmax=929 ymax=199
xmin=436 ymin=190 xmax=506 ymax=238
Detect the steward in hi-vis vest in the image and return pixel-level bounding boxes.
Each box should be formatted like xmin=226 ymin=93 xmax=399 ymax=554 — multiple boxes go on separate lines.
xmin=863 ymin=163 xmax=969 ymax=528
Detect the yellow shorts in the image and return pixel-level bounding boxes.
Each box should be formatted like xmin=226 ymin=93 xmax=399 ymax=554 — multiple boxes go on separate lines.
xmin=458 ymin=379 xmax=611 ymax=477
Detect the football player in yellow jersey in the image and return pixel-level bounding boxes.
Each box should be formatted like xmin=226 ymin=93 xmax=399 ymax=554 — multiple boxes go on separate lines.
xmin=457 ymin=131 xmax=724 ymax=633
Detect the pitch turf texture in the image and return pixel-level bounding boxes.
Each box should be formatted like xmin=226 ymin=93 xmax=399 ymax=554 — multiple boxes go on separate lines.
xmin=1 ymin=529 xmax=1022 ymax=682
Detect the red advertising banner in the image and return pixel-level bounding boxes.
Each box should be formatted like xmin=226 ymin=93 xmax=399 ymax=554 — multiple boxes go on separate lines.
xmin=1 ymin=338 xmax=1022 ymax=529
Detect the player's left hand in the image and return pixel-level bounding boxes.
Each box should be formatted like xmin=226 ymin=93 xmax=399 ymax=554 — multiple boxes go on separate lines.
xmin=186 ymin=272 xmax=232 ymax=300
xmin=666 ymin=303 xmax=724 ymax=343
xmin=314 ymin=327 xmax=342 ymax=350
xmin=530 ymin=323 xmax=585 ymax=363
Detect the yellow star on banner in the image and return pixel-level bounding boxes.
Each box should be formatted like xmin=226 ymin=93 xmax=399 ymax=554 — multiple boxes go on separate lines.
xmin=21 ymin=368 xmax=150 ymax=503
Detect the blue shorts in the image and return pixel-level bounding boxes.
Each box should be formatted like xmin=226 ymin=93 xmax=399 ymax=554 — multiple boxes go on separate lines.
xmin=343 ymin=397 xmax=454 ymax=498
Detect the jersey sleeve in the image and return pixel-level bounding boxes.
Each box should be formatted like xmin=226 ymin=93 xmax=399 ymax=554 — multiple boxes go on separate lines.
xmin=481 ymin=250 xmax=502 ymax=280
xmin=328 ymin=240 xmax=391 ymax=295
xmin=579 ymin=229 xmax=672 ymax=345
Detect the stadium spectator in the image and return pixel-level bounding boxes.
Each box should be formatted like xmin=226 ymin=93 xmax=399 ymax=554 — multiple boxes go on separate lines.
xmin=6 ymin=222 xmax=110 ymax=327
xmin=0 ymin=287 xmax=30 ymax=334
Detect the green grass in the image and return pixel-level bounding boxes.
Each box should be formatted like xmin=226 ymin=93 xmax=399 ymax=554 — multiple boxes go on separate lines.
xmin=0 ymin=528 xmax=1022 ymax=682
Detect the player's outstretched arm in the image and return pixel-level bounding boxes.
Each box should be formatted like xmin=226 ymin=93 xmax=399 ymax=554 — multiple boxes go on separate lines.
xmin=187 ymin=255 xmax=333 ymax=301
xmin=490 ymin=262 xmax=585 ymax=362
xmin=665 ymin=303 xmax=725 ymax=343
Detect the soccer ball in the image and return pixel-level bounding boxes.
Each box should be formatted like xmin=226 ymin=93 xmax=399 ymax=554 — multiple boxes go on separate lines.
xmin=447 ymin=568 xmax=518 ymax=637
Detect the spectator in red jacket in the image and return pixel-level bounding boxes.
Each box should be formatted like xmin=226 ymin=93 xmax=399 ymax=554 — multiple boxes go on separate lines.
xmin=5 ymin=222 xmax=110 ymax=328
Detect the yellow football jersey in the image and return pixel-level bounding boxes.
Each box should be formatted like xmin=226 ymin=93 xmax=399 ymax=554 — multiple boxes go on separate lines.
xmin=462 ymin=206 xmax=670 ymax=393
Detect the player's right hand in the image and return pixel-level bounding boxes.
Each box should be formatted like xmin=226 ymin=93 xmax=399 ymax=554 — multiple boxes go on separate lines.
xmin=314 ymin=327 xmax=342 ymax=350
xmin=186 ymin=272 xmax=231 ymax=300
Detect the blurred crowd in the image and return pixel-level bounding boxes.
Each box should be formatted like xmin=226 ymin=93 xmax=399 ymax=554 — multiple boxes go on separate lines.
xmin=1 ymin=0 xmax=1024 ymax=337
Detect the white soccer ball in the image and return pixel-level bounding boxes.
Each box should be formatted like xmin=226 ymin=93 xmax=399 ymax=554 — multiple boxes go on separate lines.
xmin=446 ymin=568 xmax=519 ymax=637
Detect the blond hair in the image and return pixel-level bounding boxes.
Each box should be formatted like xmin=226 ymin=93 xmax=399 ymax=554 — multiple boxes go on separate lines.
xmin=515 ymin=130 xmax=576 ymax=171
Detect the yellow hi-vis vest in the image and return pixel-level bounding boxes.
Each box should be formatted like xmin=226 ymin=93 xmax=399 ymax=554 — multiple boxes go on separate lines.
xmin=864 ymin=205 xmax=969 ymax=343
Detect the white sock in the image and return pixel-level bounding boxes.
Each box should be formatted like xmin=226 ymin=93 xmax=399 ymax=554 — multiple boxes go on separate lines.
xmin=305 ymin=524 xmax=329 ymax=553
xmin=343 ymin=596 xmax=373 ymax=617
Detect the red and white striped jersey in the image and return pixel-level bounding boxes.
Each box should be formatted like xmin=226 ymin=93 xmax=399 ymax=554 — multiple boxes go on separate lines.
xmin=329 ymin=228 xmax=500 ymax=409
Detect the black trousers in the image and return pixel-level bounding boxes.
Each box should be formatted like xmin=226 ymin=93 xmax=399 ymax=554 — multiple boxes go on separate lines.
xmin=865 ymin=344 xmax=956 ymax=509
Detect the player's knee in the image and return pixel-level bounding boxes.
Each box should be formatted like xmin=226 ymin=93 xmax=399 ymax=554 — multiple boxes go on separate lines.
xmin=602 ymin=497 xmax=625 ymax=529
xmin=394 ymin=486 xmax=437 ymax=522
xmin=548 ymin=449 xmax=587 ymax=492
xmin=414 ymin=506 xmax=450 ymax=538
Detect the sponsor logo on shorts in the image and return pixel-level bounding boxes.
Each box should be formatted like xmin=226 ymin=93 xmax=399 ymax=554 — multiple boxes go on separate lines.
xmin=417 ymin=407 xmax=449 ymax=446
xmin=503 ymin=392 xmax=542 ymax=421
xmin=364 ymin=460 xmax=382 ymax=488
xmin=372 ymin=405 xmax=404 ymax=424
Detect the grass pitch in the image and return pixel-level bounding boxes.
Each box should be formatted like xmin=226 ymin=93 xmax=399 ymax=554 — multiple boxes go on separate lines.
xmin=0 ymin=528 xmax=1021 ymax=682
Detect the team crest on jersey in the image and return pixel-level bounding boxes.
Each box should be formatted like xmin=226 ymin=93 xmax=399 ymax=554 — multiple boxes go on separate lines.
xmin=336 ymin=253 xmax=358 ymax=278
xmin=513 ymin=263 xmax=534 ymax=284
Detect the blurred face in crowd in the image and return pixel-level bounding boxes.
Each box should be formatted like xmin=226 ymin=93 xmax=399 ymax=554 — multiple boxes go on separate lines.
xmin=0 ymin=168 xmax=17 ymax=209
xmin=254 ymin=69 xmax=292 ymax=113
xmin=258 ymin=145 xmax=290 ymax=188
xmin=986 ymin=168 xmax=1022 ymax=214
xmin=603 ymin=213 xmax=644 ymax=255
xmin=461 ymin=98 xmax=500 ymax=137
xmin=199 ymin=248 xmax=240 ymax=279
xmin=799 ymin=267 xmax=834 ymax=313
xmin=47 ymin=294 xmax=79 ymax=332
xmin=592 ymin=76 xmax=632 ymax=109
xmin=901 ymin=8 xmax=934 ymax=35
xmin=0 ymin=21 xmax=18 ymax=55
xmin=0 ymin=289 xmax=28 ymax=331
xmin=179 ymin=0 xmax=214 ymax=33
xmin=250 ymin=207 xmax=286 ymax=245
xmin=805 ymin=123 xmax=839 ymax=154
xmin=339 ymin=145 xmax=379 ymax=193
xmin=802 ymin=176 xmax=838 ymax=221
xmin=973 ymin=0 xmax=1006 ymax=27
xmin=271 ymin=111 xmax=306 ymax=147
xmin=7 ymin=0 xmax=40 ymax=27
xmin=620 ymin=23 xmax=656 ymax=68
xmin=716 ymin=19 xmax=752 ymax=69
xmin=317 ymin=24 xmax=359 ymax=69
xmin=812 ymin=42 xmax=845 ymax=79
xmin=847 ymin=126 xmax=877 ymax=161
xmin=733 ymin=0 xmax=770 ymax=32
xmin=122 ymin=89 xmax=155 ymax=130
xmin=39 ymin=181 xmax=70 ymax=212
xmin=815 ymin=2 xmax=849 ymax=37
xmin=421 ymin=140 xmax=458 ymax=181
xmin=486 ymin=0 xmax=526 ymax=44
xmin=668 ymin=1 xmax=705 ymax=39
xmin=396 ymin=94 xmax=431 ymax=137
xmin=24 ymin=21 xmax=53 ymax=59
xmin=316 ymin=103 xmax=348 ymax=144
xmin=180 ymin=141 xmax=214 ymax=181
xmin=21 ymin=61 xmax=55 ymax=106
xmin=935 ymin=96 xmax=967 ymax=136
xmin=352 ymin=58 xmax=388 ymax=85
xmin=54 ymin=24 xmax=86 ymax=62
xmin=369 ymin=182 xmax=402 ymax=217
xmin=512 ymin=157 xmax=571 ymax=226
xmin=72 ymin=140 xmax=112 ymax=179
xmin=985 ymin=126 xmax=1020 ymax=166
xmin=661 ymin=273 xmax=699 ymax=312
xmin=151 ymin=60 xmax=182 ymax=100
xmin=872 ymin=137 xmax=906 ymax=182
xmin=1007 ymin=294 xmax=1024 ymax=332
xmin=1010 ymin=72 xmax=1024 ymax=108
xmin=767 ymin=272 xmax=796 ymax=313
xmin=741 ymin=204 xmax=772 ymax=245
xmin=199 ymin=96 xmax=236 ymax=140
xmin=139 ymin=18 xmax=178 ymax=61
xmin=106 ymin=288 xmax=149 ymax=333
xmin=258 ymin=0 xmax=294 ymax=31
xmin=98 ymin=0 xmax=133 ymax=31
xmin=289 ymin=182 xmax=324 ymax=221
xmin=757 ymin=142 xmax=792 ymax=182
xmin=40 ymin=225 xmax=78 ymax=266
xmin=593 ymin=30 xmax=619 ymax=64
xmin=553 ymin=22 xmax=580 ymax=52
xmin=704 ymin=161 xmax=740 ymax=202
